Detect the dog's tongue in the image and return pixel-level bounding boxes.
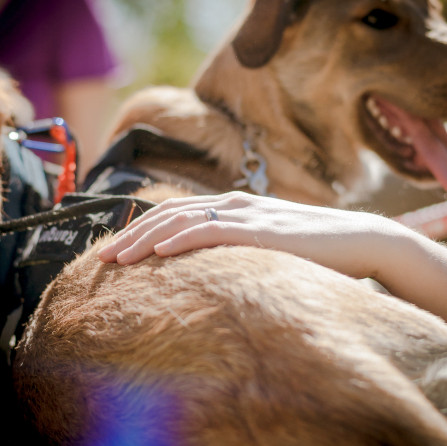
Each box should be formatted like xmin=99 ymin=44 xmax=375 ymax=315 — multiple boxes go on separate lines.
xmin=406 ymin=117 xmax=447 ymax=190
xmin=375 ymin=96 xmax=447 ymax=191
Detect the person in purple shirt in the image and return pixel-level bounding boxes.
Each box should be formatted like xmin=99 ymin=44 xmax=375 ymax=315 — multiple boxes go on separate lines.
xmin=0 ymin=0 xmax=120 ymax=180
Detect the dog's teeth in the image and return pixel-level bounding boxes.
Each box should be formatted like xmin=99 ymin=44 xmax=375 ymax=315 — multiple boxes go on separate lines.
xmin=366 ymin=97 xmax=375 ymax=107
xmin=371 ymin=108 xmax=381 ymax=118
xmin=404 ymin=136 xmax=413 ymax=145
xmin=379 ymin=116 xmax=389 ymax=129
xmin=367 ymin=98 xmax=381 ymax=117
xmin=391 ymin=126 xmax=402 ymax=139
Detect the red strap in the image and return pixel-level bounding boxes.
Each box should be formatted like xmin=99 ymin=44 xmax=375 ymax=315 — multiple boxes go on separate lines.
xmin=50 ymin=124 xmax=77 ymax=203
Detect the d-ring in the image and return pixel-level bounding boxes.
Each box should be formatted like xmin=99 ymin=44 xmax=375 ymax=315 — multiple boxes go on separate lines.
xmin=205 ymin=208 xmax=219 ymax=222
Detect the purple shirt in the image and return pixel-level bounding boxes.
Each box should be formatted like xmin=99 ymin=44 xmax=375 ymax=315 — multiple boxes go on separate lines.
xmin=0 ymin=0 xmax=118 ymax=118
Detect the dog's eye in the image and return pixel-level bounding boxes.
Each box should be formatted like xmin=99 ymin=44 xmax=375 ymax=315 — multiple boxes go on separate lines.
xmin=361 ymin=9 xmax=399 ymax=30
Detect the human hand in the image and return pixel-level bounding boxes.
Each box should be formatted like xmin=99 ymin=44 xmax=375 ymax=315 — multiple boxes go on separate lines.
xmin=98 ymin=191 xmax=447 ymax=321
xmin=98 ymin=192 xmax=392 ymax=278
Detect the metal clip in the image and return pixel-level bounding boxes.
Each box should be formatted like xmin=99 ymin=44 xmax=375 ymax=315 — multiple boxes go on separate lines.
xmin=233 ymin=141 xmax=271 ymax=196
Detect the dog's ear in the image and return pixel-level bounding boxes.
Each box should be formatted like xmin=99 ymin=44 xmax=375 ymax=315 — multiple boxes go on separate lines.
xmin=232 ymin=0 xmax=296 ymax=68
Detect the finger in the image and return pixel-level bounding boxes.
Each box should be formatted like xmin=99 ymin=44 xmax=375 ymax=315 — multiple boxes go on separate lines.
xmin=98 ymin=191 xmax=251 ymax=263
xmin=99 ymin=210 xmax=200 ymax=262
xmin=99 ymin=197 xmax=241 ymax=262
xmin=98 ymin=219 xmax=157 ymax=262
xmin=115 ymin=191 xmax=246 ymax=238
xmin=154 ymin=222 xmax=249 ymax=257
xmin=114 ymin=210 xmax=218 ymax=265
xmin=100 ymin=203 xmax=225 ymax=262
xmin=118 ymin=194 xmax=229 ymax=234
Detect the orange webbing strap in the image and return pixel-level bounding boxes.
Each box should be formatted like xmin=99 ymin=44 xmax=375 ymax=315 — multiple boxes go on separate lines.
xmin=50 ymin=123 xmax=77 ymax=203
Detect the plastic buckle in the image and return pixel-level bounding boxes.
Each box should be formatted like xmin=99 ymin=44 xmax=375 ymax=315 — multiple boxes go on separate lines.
xmin=10 ymin=118 xmax=78 ymax=203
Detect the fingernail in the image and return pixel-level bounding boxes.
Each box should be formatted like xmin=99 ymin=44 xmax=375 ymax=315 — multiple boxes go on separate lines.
xmin=97 ymin=244 xmax=115 ymax=260
xmin=116 ymin=250 xmax=131 ymax=265
xmin=154 ymin=240 xmax=172 ymax=256
xmin=98 ymin=245 xmax=110 ymax=255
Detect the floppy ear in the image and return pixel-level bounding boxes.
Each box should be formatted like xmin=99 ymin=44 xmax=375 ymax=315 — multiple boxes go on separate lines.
xmin=232 ymin=0 xmax=295 ymax=68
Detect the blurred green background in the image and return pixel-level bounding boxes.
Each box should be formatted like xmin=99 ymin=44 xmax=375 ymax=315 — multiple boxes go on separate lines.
xmin=97 ymin=0 xmax=245 ymax=96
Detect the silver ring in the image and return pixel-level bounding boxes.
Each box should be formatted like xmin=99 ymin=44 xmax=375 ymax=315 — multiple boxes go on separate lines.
xmin=205 ymin=207 xmax=219 ymax=222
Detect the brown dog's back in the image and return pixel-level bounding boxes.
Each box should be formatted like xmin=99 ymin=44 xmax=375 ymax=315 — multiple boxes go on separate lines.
xmin=13 ymin=241 xmax=447 ymax=445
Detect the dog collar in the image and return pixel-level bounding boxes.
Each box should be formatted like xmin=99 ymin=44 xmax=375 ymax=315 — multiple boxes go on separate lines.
xmin=205 ymin=100 xmax=274 ymax=196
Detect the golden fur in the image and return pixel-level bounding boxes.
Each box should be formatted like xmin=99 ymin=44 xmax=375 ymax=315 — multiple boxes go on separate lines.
xmin=10 ymin=1 xmax=447 ymax=444
xmin=13 ymin=239 xmax=447 ymax=445
xmin=0 ymin=69 xmax=33 ymax=128
xmin=0 ymin=69 xmax=33 ymax=217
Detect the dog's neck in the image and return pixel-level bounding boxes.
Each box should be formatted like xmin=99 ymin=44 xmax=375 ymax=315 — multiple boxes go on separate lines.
xmin=111 ymin=44 xmax=357 ymax=205
xmin=192 ymin=44 xmax=344 ymax=205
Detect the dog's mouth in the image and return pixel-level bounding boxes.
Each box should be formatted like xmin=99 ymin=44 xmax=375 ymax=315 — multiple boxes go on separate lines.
xmin=363 ymin=94 xmax=447 ymax=190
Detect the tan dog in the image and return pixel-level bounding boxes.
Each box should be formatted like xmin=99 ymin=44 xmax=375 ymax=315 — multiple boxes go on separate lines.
xmin=110 ymin=0 xmax=447 ymax=212
xmin=13 ymin=238 xmax=447 ymax=445
xmin=10 ymin=1 xmax=447 ymax=444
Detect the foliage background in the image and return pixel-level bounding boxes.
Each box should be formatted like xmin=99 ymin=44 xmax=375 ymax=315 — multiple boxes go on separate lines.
xmin=96 ymin=0 xmax=245 ymax=97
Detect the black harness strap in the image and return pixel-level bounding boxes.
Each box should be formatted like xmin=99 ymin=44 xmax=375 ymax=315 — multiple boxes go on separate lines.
xmin=6 ymin=193 xmax=156 ymax=346
xmin=1 ymin=125 xmax=203 ymax=359
xmin=83 ymin=124 xmax=208 ymax=192
xmin=0 ymin=134 xmax=53 ymax=350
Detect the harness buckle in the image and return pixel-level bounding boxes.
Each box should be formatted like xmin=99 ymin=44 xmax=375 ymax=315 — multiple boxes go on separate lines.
xmin=10 ymin=117 xmax=78 ymax=203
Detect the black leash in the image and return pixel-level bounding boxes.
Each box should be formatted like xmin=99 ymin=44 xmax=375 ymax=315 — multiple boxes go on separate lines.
xmin=0 ymin=194 xmax=157 ymax=235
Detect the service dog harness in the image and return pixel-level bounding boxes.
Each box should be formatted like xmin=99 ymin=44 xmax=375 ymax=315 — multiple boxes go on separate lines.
xmin=0 ymin=123 xmax=168 ymax=363
xmin=0 ymin=121 xmax=273 ymax=365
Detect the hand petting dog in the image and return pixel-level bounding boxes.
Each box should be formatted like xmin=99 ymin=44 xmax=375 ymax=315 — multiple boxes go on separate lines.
xmin=99 ymin=191 xmax=447 ymax=322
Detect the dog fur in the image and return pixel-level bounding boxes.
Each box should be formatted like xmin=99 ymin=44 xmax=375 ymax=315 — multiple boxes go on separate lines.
xmin=0 ymin=69 xmax=33 ymax=217
xmin=109 ymin=0 xmax=447 ymax=212
xmin=10 ymin=0 xmax=447 ymax=444
xmin=13 ymin=237 xmax=447 ymax=445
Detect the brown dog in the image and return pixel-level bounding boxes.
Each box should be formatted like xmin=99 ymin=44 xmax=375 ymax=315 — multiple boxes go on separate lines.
xmin=10 ymin=1 xmax=447 ymax=445
xmin=110 ymin=0 xmax=447 ymax=212
xmin=13 ymin=236 xmax=447 ymax=445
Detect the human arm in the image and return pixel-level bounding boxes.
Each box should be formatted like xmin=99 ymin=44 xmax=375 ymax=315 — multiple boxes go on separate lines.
xmin=53 ymin=0 xmax=120 ymax=182
xmin=56 ymin=77 xmax=115 ymax=181
xmin=98 ymin=191 xmax=447 ymax=321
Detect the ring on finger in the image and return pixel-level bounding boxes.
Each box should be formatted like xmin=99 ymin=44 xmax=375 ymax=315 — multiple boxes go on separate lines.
xmin=205 ymin=207 xmax=219 ymax=222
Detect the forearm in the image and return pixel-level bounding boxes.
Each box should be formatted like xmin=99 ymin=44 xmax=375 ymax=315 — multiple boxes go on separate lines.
xmin=97 ymin=192 xmax=447 ymax=322
xmin=57 ymin=78 xmax=115 ymax=181
xmin=282 ymin=210 xmax=447 ymax=321
xmin=372 ymin=223 xmax=447 ymax=321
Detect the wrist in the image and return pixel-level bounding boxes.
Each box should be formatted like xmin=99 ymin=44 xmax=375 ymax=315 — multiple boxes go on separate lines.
xmin=364 ymin=216 xmax=414 ymax=284
xmin=371 ymin=219 xmax=447 ymax=320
